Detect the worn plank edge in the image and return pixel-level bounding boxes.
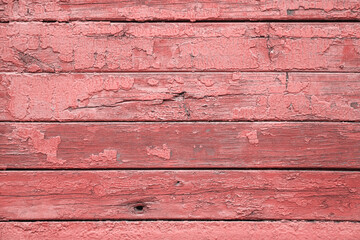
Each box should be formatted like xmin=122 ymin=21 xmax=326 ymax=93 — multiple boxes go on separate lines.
xmin=2 ymin=168 xmax=360 ymax=171
xmin=1 ymin=219 xmax=360 ymax=222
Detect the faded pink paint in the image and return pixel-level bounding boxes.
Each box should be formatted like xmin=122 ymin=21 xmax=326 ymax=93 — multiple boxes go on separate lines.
xmin=1 ymin=221 xmax=360 ymax=240
xmin=1 ymin=123 xmax=360 ymax=169
xmin=13 ymin=128 xmax=64 ymax=164
xmin=86 ymin=149 xmax=118 ymax=165
xmin=2 ymin=0 xmax=360 ymax=22
xmin=1 ymin=73 xmax=359 ymax=121
xmin=146 ymin=144 xmax=171 ymax=160
xmin=1 ymin=23 xmax=360 ymax=73
xmin=0 ymin=2 xmax=358 ymax=236
xmin=0 ymin=171 xmax=359 ymax=220
xmin=238 ymin=130 xmax=259 ymax=145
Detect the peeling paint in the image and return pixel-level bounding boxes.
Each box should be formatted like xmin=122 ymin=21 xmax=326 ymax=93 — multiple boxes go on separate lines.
xmin=238 ymin=130 xmax=259 ymax=145
xmin=147 ymin=78 xmax=159 ymax=86
xmin=146 ymin=144 xmax=171 ymax=160
xmin=86 ymin=149 xmax=118 ymax=165
xmin=119 ymin=77 xmax=135 ymax=90
xmin=199 ymin=76 xmax=215 ymax=87
xmin=13 ymin=128 xmax=65 ymax=164
xmin=246 ymin=130 xmax=259 ymax=145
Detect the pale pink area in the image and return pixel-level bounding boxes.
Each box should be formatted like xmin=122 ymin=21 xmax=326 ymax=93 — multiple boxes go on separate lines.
xmin=13 ymin=128 xmax=64 ymax=164
xmin=146 ymin=144 xmax=171 ymax=160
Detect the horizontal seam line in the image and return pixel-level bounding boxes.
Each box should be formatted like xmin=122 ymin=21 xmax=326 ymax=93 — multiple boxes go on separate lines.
xmin=1 ymin=71 xmax=360 ymax=75
xmin=0 ymin=120 xmax=359 ymax=123
xmin=2 ymin=219 xmax=360 ymax=223
xmin=2 ymin=168 xmax=360 ymax=172
xmin=2 ymin=20 xmax=360 ymax=23
xmin=1 ymin=71 xmax=360 ymax=74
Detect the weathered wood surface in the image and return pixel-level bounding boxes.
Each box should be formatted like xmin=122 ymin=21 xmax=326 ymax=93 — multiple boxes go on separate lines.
xmin=1 ymin=23 xmax=360 ymax=72
xmin=1 ymin=0 xmax=359 ymax=235
xmin=1 ymin=0 xmax=360 ymax=22
xmin=1 ymin=123 xmax=359 ymax=169
xmin=1 ymin=73 xmax=359 ymax=121
xmin=0 ymin=171 xmax=359 ymax=220
xmin=1 ymin=221 xmax=360 ymax=240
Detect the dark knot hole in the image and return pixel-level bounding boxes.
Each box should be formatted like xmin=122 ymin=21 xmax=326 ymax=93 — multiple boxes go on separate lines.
xmin=133 ymin=204 xmax=145 ymax=212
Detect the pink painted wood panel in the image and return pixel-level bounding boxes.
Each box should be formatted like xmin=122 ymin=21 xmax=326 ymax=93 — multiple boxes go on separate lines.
xmin=0 ymin=170 xmax=359 ymax=220
xmin=1 ymin=0 xmax=360 ymax=22
xmin=1 ymin=123 xmax=359 ymax=169
xmin=1 ymin=23 xmax=360 ymax=72
xmin=1 ymin=221 xmax=360 ymax=240
xmin=1 ymin=73 xmax=359 ymax=121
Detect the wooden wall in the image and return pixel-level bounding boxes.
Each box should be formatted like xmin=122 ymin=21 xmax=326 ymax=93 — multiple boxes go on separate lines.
xmin=1 ymin=0 xmax=360 ymax=239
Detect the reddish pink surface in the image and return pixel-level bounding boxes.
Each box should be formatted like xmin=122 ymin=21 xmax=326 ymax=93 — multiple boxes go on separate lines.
xmin=1 ymin=73 xmax=359 ymax=121
xmin=1 ymin=221 xmax=360 ymax=240
xmin=1 ymin=0 xmax=360 ymax=21
xmin=1 ymin=123 xmax=359 ymax=169
xmin=0 ymin=170 xmax=359 ymax=220
xmin=1 ymin=23 xmax=360 ymax=72
xmin=1 ymin=1 xmax=359 ymax=238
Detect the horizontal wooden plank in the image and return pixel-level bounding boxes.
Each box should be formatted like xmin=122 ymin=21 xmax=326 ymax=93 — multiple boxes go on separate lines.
xmin=1 ymin=221 xmax=360 ymax=240
xmin=0 ymin=170 xmax=359 ymax=220
xmin=1 ymin=23 xmax=360 ymax=72
xmin=1 ymin=0 xmax=360 ymax=22
xmin=1 ymin=73 xmax=359 ymax=121
xmin=1 ymin=122 xmax=360 ymax=169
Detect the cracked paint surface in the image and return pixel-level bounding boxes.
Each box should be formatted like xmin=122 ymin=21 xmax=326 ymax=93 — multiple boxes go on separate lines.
xmin=85 ymin=149 xmax=119 ymax=166
xmin=12 ymin=128 xmax=65 ymax=164
xmin=239 ymin=130 xmax=259 ymax=145
xmin=1 ymin=221 xmax=360 ymax=239
xmin=146 ymin=144 xmax=171 ymax=160
xmin=1 ymin=23 xmax=360 ymax=72
xmin=0 ymin=1 xmax=359 ymax=232
xmin=1 ymin=0 xmax=360 ymax=22
xmin=1 ymin=123 xmax=359 ymax=169
xmin=0 ymin=171 xmax=359 ymax=220
xmin=1 ymin=72 xmax=359 ymax=121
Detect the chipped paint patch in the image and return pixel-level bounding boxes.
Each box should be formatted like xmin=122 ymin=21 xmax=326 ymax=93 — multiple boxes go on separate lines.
xmin=119 ymin=77 xmax=135 ymax=90
xmin=146 ymin=144 xmax=171 ymax=160
xmin=147 ymin=78 xmax=159 ymax=86
xmin=86 ymin=149 xmax=118 ymax=165
xmin=199 ymin=76 xmax=215 ymax=87
xmin=238 ymin=130 xmax=259 ymax=145
xmin=13 ymin=128 xmax=65 ymax=164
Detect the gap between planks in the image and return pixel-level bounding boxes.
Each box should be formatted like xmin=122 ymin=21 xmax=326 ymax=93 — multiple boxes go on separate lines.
xmin=1 ymin=70 xmax=360 ymax=74
xmin=2 ymin=20 xmax=360 ymax=23
xmin=2 ymin=219 xmax=360 ymax=223
xmin=2 ymin=168 xmax=360 ymax=172
xmin=0 ymin=70 xmax=360 ymax=73
xmin=1 ymin=121 xmax=359 ymax=123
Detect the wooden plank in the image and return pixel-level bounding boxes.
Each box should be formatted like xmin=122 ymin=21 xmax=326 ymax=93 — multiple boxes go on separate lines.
xmin=1 ymin=73 xmax=360 ymax=121
xmin=1 ymin=0 xmax=360 ymax=22
xmin=1 ymin=122 xmax=360 ymax=169
xmin=1 ymin=23 xmax=360 ymax=72
xmin=1 ymin=221 xmax=360 ymax=240
xmin=0 ymin=170 xmax=359 ymax=220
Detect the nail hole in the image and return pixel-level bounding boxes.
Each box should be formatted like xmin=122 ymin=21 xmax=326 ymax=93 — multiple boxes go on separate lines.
xmin=286 ymin=9 xmax=294 ymax=16
xmin=133 ymin=204 xmax=145 ymax=212
xmin=175 ymin=181 xmax=181 ymax=186
xmin=350 ymin=102 xmax=359 ymax=109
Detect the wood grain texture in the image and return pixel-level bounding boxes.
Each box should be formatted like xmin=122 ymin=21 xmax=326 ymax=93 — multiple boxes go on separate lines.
xmin=1 ymin=122 xmax=360 ymax=169
xmin=1 ymin=221 xmax=360 ymax=240
xmin=1 ymin=0 xmax=360 ymax=22
xmin=0 ymin=170 xmax=359 ymax=220
xmin=1 ymin=73 xmax=359 ymax=121
xmin=1 ymin=23 xmax=360 ymax=72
